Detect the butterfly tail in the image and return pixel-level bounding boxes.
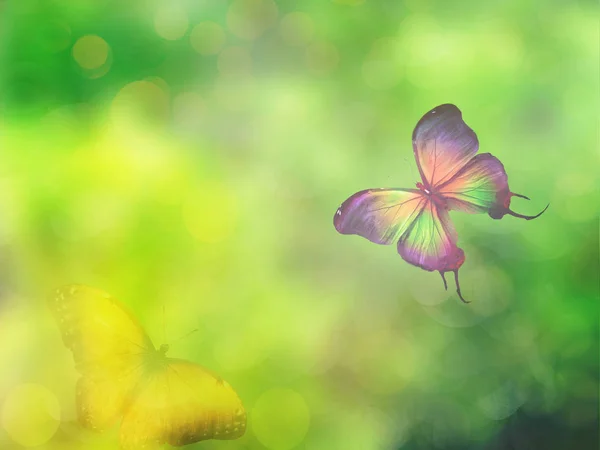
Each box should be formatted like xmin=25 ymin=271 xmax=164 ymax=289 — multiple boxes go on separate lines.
xmin=453 ymin=270 xmax=469 ymax=304
xmin=439 ymin=271 xmax=448 ymax=291
xmin=506 ymin=193 xmax=549 ymax=220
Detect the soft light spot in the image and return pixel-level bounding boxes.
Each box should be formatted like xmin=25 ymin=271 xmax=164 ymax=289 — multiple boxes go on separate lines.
xmin=252 ymin=388 xmax=310 ymax=450
xmin=279 ymin=12 xmax=314 ymax=47
xmin=110 ymin=80 xmax=170 ymax=127
xmin=154 ymin=5 xmax=189 ymax=40
xmin=190 ymin=22 xmax=226 ymax=55
xmin=72 ymin=35 xmax=109 ymax=70
xmin=227 ymin=0 xmax=278 ymax=40
xmin=305 ymin=41 xmax=339 ymax=73
xmin=217 ymin=46 xmax=253 ymax=77
xmin=144 ymin=76 xmax=170 ymax=94
xmin=182 ymin=181 xmax=237 ymax=243
xmin=2 ymin=383 xmax=61 ymax=447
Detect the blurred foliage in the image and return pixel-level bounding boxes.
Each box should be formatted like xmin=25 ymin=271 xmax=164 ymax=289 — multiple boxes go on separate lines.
xmin=0 ymin=0 xmax=598 ymax=449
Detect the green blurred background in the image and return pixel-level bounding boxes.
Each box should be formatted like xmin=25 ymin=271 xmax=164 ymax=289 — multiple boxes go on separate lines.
xmin=0 ymin=0 xmax=598 ymax=449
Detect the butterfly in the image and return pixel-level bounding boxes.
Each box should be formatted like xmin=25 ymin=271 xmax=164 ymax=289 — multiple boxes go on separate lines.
xmin=333 ymin=104 xmax=548 ymax=303
xmin=48 ymin=284 xmax=246 ymax=449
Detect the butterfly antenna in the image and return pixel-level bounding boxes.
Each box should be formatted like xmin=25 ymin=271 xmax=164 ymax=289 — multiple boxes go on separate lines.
xmin=453 ymin=270 xmax=470 ymax=304
xmin=439 ymin=271 xmax=448 ymax=290
xmin=171 ymin=329 xmax=199 ymax=346
xmin=403 ymin=157 xmax=418 ymax=181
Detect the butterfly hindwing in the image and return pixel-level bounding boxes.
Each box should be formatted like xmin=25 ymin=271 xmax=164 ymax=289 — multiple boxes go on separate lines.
xmin=334 ymin=188 xmax=425 ymax=245
xmin=413 ymin=104 xmax=479 ymax=188
xmin=119 ymin=359 xmax=246 ymax=450
xmin=397 ymin=199 xmax=464 ymax=273
xmin=436 ymin=153 xmax=510 ymax=214
xmin=437 ymin=153 xmax=549 ymax=220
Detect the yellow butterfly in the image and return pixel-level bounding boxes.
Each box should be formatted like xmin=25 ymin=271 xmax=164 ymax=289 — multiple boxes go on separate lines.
xmin=48 ymin=284 xmax=246 ymax=449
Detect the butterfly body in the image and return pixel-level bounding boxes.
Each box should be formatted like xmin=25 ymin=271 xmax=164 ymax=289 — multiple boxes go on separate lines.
xmin=334 ymin=104 xmax=548 ymax=303
xmin=415 ymin=181 xmax=448 ymax=210
xmin=49 ymin=284 xmax=246 ymax=449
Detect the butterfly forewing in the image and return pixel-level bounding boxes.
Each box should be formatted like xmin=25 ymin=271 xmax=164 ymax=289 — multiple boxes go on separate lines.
xmin=49 ymin=285 xmax=154 ymax=430
xmin=119 ymin=359 xmax=246 ymax=450
xmin=413 ymin=104 xmax=479 ymax=188
xmin=49 ymin=285 xmax=154 ymax=370
xmin=334 ymin=188 xmax=426 ymax=245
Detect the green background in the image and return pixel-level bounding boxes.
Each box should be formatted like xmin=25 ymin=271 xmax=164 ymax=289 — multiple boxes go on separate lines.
xmin=0 ymin=0 xmax=598 ymax=449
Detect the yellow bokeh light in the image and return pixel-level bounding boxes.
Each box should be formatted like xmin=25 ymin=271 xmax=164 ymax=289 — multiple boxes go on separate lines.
xmin=182 ymin=181 xmax=238 ymax=244
xmin=154 ymin=5 xmax=189 ymax=40
xmin=190 ymin=22 xmax=226 ymax=55
xmin=110 ymin=79 xmax=170 ymax=127
xmin=252 ymin=388 xmax=310 ymax=450
xmin=1 ymin=383 xmax=61 ymax=447
xmin=227 ymin=0 xmax=278 ymax=40
xmin=279 ymin=12 xmax=314 ymax=47
xmin=72 ymin=35 xmax=109 ymax=70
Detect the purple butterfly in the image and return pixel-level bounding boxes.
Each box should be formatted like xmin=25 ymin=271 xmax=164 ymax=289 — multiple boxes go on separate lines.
xmin=334 ymin=104 xmax=548 ymax=303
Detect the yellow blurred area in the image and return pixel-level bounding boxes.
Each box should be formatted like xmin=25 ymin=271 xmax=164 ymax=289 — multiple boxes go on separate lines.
xmin=1 ymin=383 xmax=60 ymax=447
xmin=182 ymin=181 xmax=238 ymax=244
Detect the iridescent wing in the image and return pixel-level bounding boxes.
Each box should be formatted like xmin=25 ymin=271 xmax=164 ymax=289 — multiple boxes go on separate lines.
xmin=333 ymin=188 xmax=425 ymax=245
xmin=437 ymin=153 xmax=549 ymax=220
xmin=397 ymin=199 xmax=468 ymax=302
xmin=333 ymin=188 xmax=468 ymax=301
xmin=48 ymin=285 xmax=153 ymax=431
xmin=412 ymin=104 xmax=479 ymax=189
xmin=119 ymin=359 xmax=246 ymax=450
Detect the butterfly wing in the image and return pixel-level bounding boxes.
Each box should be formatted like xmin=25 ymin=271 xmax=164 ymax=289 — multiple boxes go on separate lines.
xmin=397 ymin=199 xmax=464 ymax=273
xmin=413 ymin=104 xmax=479 ymax=189
xmin=119 ymin=359 xmax=246 ymax=450
xmin=48 ymin=285 xmax=154 ymax=430
xmin=435 ymin=153 xmax=509 ymax=214
xmin=437 ymin=153 xmax=549 ymax=220
xmin=334 ymin=188 xmax=426 ymax=245
xmin=397 ymin=199 xmax=468 ymax=302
